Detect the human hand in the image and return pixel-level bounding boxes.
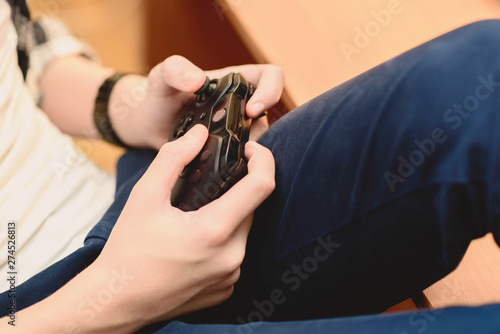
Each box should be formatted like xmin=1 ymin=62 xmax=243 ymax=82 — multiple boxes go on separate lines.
xmin=109 ymin=55 xmax=284 ymax=149
xmin=91 ymin=124 xmax=275 ymax=327
xmin=5 ymin=124 xmax=275 ymax=334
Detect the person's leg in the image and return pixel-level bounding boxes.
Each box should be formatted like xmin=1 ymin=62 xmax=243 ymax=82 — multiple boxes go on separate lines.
xmin=173 ymin=19 xmax=500 ymax=325
xmin=150 ymin=304 xmax=500 ymax=334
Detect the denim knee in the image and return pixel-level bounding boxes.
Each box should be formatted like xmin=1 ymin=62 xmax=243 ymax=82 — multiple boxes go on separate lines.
xmin=382 ymin=20 xmax=500 ymax=244
xmin=429 ymin=19 xmax=500 ymax=52
xmin=412 ymin=19 xmax=500 ymax=76
xmin=452 ymin=19 xmax=500 ymax=52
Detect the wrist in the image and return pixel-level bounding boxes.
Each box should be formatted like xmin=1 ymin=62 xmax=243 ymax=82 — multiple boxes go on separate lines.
xmin=94 ymin=73 xmax=135 ymax=148
xmin=15 ymin=262 xmax=147 ymax=333
xmin=105 ymin=74 xmax=149 ymax=148
xmin=73 ymin=262 xmax=147 ymax=333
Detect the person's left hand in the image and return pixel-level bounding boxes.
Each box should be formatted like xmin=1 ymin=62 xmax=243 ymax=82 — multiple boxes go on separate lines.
xmin=110 ymin=55 xmax=284 ymax=149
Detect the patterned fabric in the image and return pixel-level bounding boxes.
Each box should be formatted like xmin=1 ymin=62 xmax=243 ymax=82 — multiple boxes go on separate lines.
xmin=28 ymin=16 xmax=97 ymax=80
xmin=6 ymin=0 xmax=97 ymax=102
xmin=6 ymin=0 xmax=31 ymax=79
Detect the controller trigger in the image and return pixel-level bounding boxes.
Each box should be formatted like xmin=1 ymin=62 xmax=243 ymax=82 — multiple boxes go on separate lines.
xmin=195 ymin=77 xmax=218 ymax=103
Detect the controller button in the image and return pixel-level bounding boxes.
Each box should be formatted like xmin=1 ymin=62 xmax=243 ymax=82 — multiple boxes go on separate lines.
xmin=213 ymin=108 xmax=227 ymax=123
xmin=200 ymin=150 xmax=212 ymax=164
xmin=179 ymin=113 xmax=188 ymax=125
xmin=178 ymin=129 xmax=186 ymax=137
xmin=196 ymin=81 xmax=217 ymax=103
xmin=189 ymin=169 xmax=202 ymax=184
xmin=200 ymin=112 xmax=207 ymax=120
xmin=187 ymin=115 xmax=194 ymax=125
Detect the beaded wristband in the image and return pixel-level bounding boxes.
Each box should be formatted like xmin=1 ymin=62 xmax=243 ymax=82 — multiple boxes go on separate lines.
xmin=93 ymin=72 xmax=131 ymax=148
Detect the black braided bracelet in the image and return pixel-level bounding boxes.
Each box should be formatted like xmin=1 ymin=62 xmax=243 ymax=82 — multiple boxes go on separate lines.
xmin=93 ymin=72 xmax=131 ymax=148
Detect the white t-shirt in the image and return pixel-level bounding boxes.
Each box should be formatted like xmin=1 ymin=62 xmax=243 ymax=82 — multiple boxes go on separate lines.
xmin=0 ymin=1 xmax=115 ymax=292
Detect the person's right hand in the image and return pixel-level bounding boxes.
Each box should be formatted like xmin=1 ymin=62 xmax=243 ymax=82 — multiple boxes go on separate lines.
xmin=92 ymin=124 xmax=275 ymax=328
xmin=7 ymin=124 xmax=275 ymax=334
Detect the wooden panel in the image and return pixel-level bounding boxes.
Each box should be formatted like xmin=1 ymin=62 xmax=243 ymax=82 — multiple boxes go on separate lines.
xmin=145 ymin=0 xmax=256 ymax=71
xmin=422 ymin=234 xmax=500 ymax=309
xmin=383 ymin=298 xmax=418 ymax=314
xmin=219 ymin=0 xmax=500 ymax=109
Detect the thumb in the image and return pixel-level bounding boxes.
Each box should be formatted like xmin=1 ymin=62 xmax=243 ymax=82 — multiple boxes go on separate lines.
xmin=149 ymin=55 xmax=207 ymax=95
xmin=139 ymin=125 xmax=209 ymax=200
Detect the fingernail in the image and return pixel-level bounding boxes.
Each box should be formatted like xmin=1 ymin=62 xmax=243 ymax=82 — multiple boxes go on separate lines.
xmin=186 ymin=125 xmax=205 ymax=137
xmin=183 ymin=70 xmax=204 ymax=87
xmin=251 ymin=102 xmax=265 ymax=115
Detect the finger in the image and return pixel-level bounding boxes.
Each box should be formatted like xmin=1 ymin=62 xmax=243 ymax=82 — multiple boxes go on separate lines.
xmin=148 ymin=55 xmax=207 ymax=96
xmin=205 ymin=64 xmax=285 ymax=118
xmin=203 ymin=141 xmax=275 ymax=229
xmin=138 ymin=125 xmax=209 ymax=200
xmin=245 ymin=65 xmax=285 ymax=118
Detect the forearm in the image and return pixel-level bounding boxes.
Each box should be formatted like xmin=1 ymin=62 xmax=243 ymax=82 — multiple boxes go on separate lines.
xmin=39 ymin=55 xmax=147 ymax=142
xmin=39 ymin=55 xmax=113 ymax=137
xmin=0 ymin=262 xmax=149 ymax=334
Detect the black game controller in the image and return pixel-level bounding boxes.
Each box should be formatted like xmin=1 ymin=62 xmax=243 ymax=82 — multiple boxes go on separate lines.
xmin=169 ymin=72 xmax=254 ymax=211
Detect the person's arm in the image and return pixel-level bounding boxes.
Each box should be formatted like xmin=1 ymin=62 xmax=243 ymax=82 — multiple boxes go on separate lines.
xmin=38 ymin=54 xmax=114 ymax=138
xmin=0 ymin=125 xmax=276 ymax=333
xmin=38 ymin=54 xmax=284 ymax=149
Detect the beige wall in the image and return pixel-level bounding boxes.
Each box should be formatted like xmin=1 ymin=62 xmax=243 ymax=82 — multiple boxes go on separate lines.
xmin=28 ymin=0 xmax=147 ymax=72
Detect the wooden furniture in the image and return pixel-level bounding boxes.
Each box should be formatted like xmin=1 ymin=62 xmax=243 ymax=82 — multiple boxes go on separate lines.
xmin=217 ymin=0 xmax=500 ymax=109
xmin=420 ymin=234 xmax=500 ymax=309
xmin=217 ymin=0 xmax=500 ymax=312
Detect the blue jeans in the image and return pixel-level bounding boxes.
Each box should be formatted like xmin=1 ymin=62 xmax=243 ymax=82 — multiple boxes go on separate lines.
xmin=2 ymin=20 xmax=500 ymax=333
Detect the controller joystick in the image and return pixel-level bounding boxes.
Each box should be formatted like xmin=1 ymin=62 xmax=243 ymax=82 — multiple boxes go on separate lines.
xmin=195 ymin=76 xmax=211 ymax=95
xmin=169 ymin=72 xmax=254 ymax=211
xmin=195 ymin=76 xmax=217 ymax=103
